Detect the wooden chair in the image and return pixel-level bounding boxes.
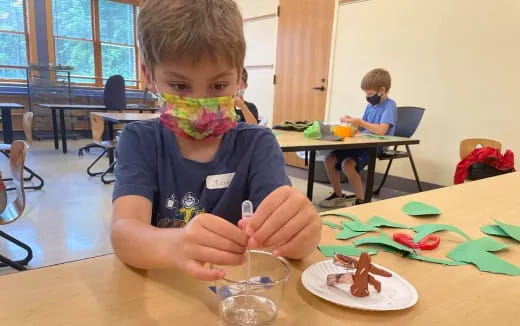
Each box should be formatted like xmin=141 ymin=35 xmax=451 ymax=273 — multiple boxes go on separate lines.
xmin=459 ymin=138 xmax=506 ymax=181
xmin=0 ymin=112 xmax=44 ymax=191
xmin=459 ymin=138 xmax=502 ymax=159
xmin=0 ymin=140 xmax=33 ymax=271
xmin=86 ymin=113 xmax=116 ymax=184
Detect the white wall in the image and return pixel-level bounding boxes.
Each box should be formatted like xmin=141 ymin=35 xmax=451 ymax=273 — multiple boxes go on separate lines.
xmin=237 ymin=0 xmax=279 ymax=126
xmin=328 ymin=0 xmax=520 ymax=185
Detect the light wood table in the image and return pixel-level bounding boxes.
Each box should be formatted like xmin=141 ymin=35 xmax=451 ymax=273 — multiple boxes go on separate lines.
xmin=275 ymin=130 xmax=420 ymax=201
xmin=2 ymin=173 xmax=519 ymax=325
xmin=38 ymin=104 xmax=158 ymax=154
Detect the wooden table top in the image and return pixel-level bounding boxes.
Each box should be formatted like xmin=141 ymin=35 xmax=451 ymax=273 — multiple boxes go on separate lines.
xmin=1 ymin=173 xmax=518 ymax=325
xmin=274 ymin=130 xmax=419 ymax=151
xmin=91 ymin=112 xmax=159 ymax=123
xmin=0 ymin=102 xmax=24 ymax=109
xmin=38 ymin=104 xmax=158 ymax=111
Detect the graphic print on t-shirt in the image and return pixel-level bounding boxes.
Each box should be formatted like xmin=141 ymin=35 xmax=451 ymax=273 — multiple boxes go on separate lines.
xmin=158 ymin=192 xmax=205 ymax=228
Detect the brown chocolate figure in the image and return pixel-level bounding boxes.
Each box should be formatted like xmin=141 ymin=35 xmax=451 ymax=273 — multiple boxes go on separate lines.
xmin=334 ymin=253 xmax=392 ymax=297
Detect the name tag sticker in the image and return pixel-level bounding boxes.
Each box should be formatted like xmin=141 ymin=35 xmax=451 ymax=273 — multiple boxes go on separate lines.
xmin=206 ymin=173 xmax=235 ymax=190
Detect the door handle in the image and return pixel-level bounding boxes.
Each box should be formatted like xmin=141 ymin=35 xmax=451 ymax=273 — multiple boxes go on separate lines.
xmin=312 ymin=86 xmax=325 ymax=91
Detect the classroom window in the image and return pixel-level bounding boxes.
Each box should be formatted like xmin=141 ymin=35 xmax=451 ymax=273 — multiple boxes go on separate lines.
xmin=0 ymin=0 xmax=29 ymax=80
xmin=51 ymin=0 xmax=138 ymax=87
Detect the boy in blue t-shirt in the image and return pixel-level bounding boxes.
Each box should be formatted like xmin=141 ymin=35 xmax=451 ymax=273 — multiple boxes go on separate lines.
xmin=319 ymin=68 xmax=397 ymax=208
xmin=111 ymin=0 xmax=321 ymax=281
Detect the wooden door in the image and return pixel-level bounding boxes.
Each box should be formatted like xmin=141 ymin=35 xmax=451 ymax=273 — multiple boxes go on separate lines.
xmin=273 ymin=0 xmax=336 ymax=168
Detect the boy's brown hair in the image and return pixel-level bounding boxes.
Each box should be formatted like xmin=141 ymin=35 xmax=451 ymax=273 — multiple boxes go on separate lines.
xmin=361 ymin=68 xmax=391 ymax=92
xmin=138 ymin=0 xmax=246 ymax=76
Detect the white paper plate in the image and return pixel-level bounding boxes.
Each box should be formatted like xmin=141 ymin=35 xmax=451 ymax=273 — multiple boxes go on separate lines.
xmin=301 ymin=259 xmax=418 ymax=311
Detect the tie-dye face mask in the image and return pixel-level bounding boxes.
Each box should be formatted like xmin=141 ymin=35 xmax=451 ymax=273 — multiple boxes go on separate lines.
xmin=158 ymin=93 xmax=239 ymax=140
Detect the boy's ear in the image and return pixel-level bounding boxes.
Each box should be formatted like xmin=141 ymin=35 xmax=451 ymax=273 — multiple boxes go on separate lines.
xmin=141 ymin=63 xmax=157 ymax=92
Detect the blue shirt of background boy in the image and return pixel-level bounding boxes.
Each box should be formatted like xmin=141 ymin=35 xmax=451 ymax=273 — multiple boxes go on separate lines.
xmin=113 ymin=121 xmax=291 ymax=227
xmin=360 ymin=98 xmax=398 ymax=135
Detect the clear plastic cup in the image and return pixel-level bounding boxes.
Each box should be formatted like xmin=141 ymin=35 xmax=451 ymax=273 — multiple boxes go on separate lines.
xmin=213 ymin=250 xmax=290 ymax=326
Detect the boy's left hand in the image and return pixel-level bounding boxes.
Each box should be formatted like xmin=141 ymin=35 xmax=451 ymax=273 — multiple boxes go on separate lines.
xmin=242 ymin=186 xmax=321 ymax=259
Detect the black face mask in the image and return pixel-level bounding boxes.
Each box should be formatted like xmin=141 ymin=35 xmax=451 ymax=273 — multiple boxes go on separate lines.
xmin=366 ymin=93 xmax=381 ymax=105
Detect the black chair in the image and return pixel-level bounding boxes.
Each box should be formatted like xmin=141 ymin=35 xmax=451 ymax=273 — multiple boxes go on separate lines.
xmin=78 ymin=75 xmax=126 ymax=156
xmin=373 ymin=106 xmax=425 ymax=195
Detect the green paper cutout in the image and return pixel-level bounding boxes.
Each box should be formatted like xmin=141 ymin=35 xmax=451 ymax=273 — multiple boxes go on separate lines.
xmin=353 ymin=233 xmax=416 ymax=254
xmin=481 ymin=225 xmax=510 ymax=237
xmin=407 ymin=254 xmax=466 ymax=266
xmin=402 ymin=201 xmax=441 ymax=216
xmin=412 ymin=224 xmax=471 ymax=242
xmin=364 ymin=134 xmax=387 ymax=140
xmin=447 ymin=237 xmax=520 ymax=276
xmin=367 ymin=216 xmax=411 ymax=229
xmin=318 ymin=245 xmax=378 ymax=257
xmin=322 ymin=220 xmax=342 ymax=229
xmin=342 ymin=221 xmax=380 ymax=232
xmin=493 ymin=219 xmax=520 ymax=242
xmin=336 ymin=228 xmax=366 ymax=240
xmin=319 ymin=212 xmax=361 ymax=223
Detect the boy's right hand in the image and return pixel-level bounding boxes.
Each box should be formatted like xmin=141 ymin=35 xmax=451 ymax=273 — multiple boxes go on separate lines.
xmin=340 ymin=115 xmax=351 ymax=123
xmin=177 ymin=213 xmax=248 ymax=281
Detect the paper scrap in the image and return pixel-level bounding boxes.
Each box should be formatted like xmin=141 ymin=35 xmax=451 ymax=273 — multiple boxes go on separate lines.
xmin=342 ymin=221 xmax=380 ymax=232
xmin=412 ymin=224 xmax=471 ymax=242
xmin=447 ymin=237 xmax=520 ymax=276
xmin=322 ymin=220 xmax=342 ymax=229
xmin=402 ymin=201 xmax=441 ymax=216
xmin=320 ymin=212 xmax=361 ymax=223
xmin=407 ymin=254 xmax=466 ymax=266
xmin=336 ymin=228 xmax=366 ymax=240
xmin=481 ymin=225 xmax=509 ymax=238
xmin=367 ymin=216 xmax=411 ymax=229
xmin=353 ymin=233 xmax=416 ymax=255
xmin=493 ymin=219 xmax=520 ymax=242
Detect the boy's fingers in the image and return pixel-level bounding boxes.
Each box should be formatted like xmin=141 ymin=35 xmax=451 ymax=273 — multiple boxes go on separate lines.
xmin=193 ymin=228 xmax=246 ymax=254
xmin=185 ymin=260 xmax=224 ymax=281
xmin=251 ymin=195 xmax=303 ymax=246
xmin=200 ymin=214 xmax=248 ymax=246
xmin=272 ymin=223 xmax=316 ymax=257
xmin=261 ymin=207 xmax=310 ymax=248
xmin=186 ymin=245 xmax=246 ymax=266
xmin=248 ymin=186 xmax=291 ymax=233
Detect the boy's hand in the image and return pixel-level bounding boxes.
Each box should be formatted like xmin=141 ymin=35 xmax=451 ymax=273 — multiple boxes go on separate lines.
xmin=244 ymin=186 xmax=321 ymax=259
xmin=345 ymin=116 xmax=363 ymax=127
xmin=340 ymin=115 xmax=351 ymax=123
xmin=178 ymin=213 xmax=248 ymax=281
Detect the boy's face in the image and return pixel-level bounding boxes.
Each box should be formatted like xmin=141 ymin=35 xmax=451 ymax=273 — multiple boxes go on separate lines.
xmin=363 ymin=87 xmax=386 ymax=97
xmin=143 ymin=55 xmax=240 ymax=98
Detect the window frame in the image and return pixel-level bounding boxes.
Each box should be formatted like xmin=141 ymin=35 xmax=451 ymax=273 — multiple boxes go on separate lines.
xmin=47 ymin=0 xmax=141 ymax=89
xmin=0 ymin=0 xmax=32 ymax=83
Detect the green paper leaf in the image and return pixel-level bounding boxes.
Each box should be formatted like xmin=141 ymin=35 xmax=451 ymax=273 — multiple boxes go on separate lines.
xmin=319 ymin=212 xmax=361 ymax=223
xmin=493 ymin=219 xmax=520 ymax=242
xmin=481 ymin=225 xmax=510 ymax=237
xmin=407 ymin=254 xmax=466 ymax=266
xmin=402 ymin=201 xmax=441 ymax=216
xmin=322 ymin=220 xmax=342 ymax=229
xmin=447 ymin=237 xmax=520 ymax=276
xmin=336 ymin=228 xmax=366 ymax=240
xmin=367 ymin=216 xmax=411 ymax=229
xmin=342 ymin=221 xmax=380 ymax=232
xmin=412 ymin=224 xmax=471 ymax=242
xmin=318 ymin=245 xmax=378 ymax=257
xmin=353 ymin=233 xmax=416 ymax=254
